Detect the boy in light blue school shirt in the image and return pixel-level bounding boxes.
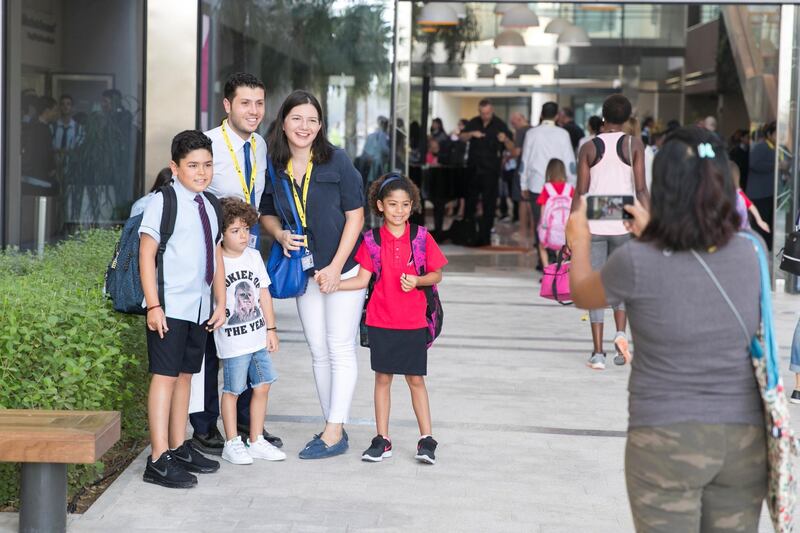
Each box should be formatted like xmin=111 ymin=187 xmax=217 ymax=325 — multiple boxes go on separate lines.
xmin=138 ymin=130 xmax=226 ymax=489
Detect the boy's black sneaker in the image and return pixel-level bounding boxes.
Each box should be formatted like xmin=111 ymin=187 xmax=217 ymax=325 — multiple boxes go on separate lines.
xmin=172 ymin=440 xmax=220 ymax=473
xmin=791 ymin=390 xmax=800 ymax=404
xmin=143 ymin=451 xmax=197 ymax=489
xmin=237 ymin=423 xmax=284 ymax=449
xmin=191 ymin=426 xmax=224 ymax=456
xmin=361 ymin=435 xmax=392 ymax=462
xmin=415 ymin=436 xmax=437 ymax=465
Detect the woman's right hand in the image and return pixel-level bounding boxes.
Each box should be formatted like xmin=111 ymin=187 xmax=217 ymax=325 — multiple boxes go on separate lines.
xmin=278 ymin=230 xmax=306 ymax=257
xmin=623 ymin=201 xmax=650 ymax=238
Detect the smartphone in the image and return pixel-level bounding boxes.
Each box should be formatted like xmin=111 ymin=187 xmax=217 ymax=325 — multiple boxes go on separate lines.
xmin=586 ymin=195 xmax=634 ymax=220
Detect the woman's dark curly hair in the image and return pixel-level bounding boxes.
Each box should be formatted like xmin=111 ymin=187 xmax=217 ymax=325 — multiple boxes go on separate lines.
xmin=367 ymin=173 xmax=422 ymax=217
xmin=640 ymin=127 xmax=740 ymax=251
xmin=220 ymin=197 xmax=259 ymax=232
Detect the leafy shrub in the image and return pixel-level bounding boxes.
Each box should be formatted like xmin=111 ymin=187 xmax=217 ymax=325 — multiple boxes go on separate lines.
xmin=0 ymin=229 xmax=148 ymax=507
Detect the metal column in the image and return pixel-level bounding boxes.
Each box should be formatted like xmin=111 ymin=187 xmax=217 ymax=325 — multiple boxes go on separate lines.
xmin=19 ymin=463 xmax=68 ymax=533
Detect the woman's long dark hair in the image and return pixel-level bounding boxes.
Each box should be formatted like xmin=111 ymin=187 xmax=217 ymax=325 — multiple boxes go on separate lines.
xmin=267 ymin=90 xmax=334 ymax=168
xmin=640 ymin=127 xmax=740 ymax=251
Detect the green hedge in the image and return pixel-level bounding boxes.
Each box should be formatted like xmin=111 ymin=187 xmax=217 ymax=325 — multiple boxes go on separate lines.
xmin=0 ymin=229 xmax=149 ymax=508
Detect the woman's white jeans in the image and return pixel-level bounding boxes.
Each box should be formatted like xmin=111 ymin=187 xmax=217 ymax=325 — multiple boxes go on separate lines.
xmin=296 ymin=266 xmax=365 ymax=424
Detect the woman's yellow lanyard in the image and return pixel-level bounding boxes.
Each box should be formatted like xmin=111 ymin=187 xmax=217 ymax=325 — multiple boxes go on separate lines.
xmin=221 ymin=119 xmax=257 ymax=204
xmin=287 ymin=158 xmax=313 ymax=230
xmin=287 ymin=157 xmax=315 ymax=270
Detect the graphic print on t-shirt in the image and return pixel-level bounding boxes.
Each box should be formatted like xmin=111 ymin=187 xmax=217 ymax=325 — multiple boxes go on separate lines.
xmin=228 ymin=280 xmax=262 ymax=325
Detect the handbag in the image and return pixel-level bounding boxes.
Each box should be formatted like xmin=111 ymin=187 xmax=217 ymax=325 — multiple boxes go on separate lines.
xmin=539 ymin=246 xmax=572 ymax=305
xmin=266 ymin=160 xmax=309 ymax=299
xmin=692 ymin=233 xmax=798 ymax=532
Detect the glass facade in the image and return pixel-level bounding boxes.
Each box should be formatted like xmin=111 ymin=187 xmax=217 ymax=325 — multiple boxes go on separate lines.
xmin=199 ymin=0 xmax=394 ymax=164
xmin=4 ymin=0 xmax=144 ymax=250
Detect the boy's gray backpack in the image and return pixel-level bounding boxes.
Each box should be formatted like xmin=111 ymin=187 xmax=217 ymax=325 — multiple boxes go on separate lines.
xmin=105 ymin=186 xmax=222 ymax=315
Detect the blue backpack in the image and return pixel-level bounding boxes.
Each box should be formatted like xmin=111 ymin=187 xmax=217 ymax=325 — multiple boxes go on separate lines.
xmin=105 ymin=186 xmax=222 ymax=315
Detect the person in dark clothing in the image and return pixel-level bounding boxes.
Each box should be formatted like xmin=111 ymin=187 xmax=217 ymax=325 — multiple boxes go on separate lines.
xmin=641 ymin=117 xmax=655 ymax=146
xmin=459 ymin=99 xmax=512 ymax=246
xmin=21 ymin=96 xmax=59 ymax=196
xmin=746 ymin=122 xmax=777 ymax=249
xmin=729 ymin=129 xmax=750 ymax=193
xmin=558 ymin=107 xmax=585 ymax=151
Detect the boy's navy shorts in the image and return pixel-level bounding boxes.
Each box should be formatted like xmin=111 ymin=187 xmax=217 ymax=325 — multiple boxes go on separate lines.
xmin=146 ymin=317 xmax=208 ymax=377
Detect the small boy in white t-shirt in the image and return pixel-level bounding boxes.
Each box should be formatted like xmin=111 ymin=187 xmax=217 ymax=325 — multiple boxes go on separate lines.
xmin=215 ymin=197 xmax=285 ymax=464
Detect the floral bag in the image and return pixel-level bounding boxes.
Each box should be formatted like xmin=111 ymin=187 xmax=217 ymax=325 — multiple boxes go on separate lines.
xmin=693 ymin=233 xmax=798 ymax=532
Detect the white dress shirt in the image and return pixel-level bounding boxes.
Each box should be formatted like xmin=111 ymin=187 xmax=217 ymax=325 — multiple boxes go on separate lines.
xmin=520 ymin=121 xmax=577 ymax=194
xmin=138 ymin=178 xmax=219 ymax=324
xmin=204 ymin=124 xmax=267 ymax=208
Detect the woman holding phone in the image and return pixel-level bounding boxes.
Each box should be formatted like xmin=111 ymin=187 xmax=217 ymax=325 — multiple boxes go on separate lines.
xmin=572 ymin=94 xmax=649 ymax=370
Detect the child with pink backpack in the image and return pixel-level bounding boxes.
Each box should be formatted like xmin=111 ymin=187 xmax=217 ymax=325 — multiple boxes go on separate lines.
xmin=537 ymin=159 xmax=574 ymax=267
xmin=339 ymin=173 xmax=447 ymax=465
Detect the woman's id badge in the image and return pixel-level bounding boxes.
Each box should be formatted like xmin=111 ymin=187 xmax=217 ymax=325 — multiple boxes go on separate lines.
xmin=301 ymin=250 xmax=315 ymax=271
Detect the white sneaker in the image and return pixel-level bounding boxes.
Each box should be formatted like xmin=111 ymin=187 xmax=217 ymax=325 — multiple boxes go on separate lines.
xmin=222 ymin=436 xmax=253 ymax=465
xmin=247 ymin=435 xmax=287 ymax=461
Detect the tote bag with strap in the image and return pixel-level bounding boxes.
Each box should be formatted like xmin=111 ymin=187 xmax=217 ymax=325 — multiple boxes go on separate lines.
xmin=692 ymin=233 xmax=798 ymax=532
xmin=266 ymin=160 xmax=309 ymax=299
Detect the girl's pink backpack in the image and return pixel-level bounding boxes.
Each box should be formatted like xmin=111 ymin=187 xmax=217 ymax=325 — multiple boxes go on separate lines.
xmin=539 ymin=247 xmax=572 ymax=305
xmin=538 ymin=183 xmax=574 ymax=251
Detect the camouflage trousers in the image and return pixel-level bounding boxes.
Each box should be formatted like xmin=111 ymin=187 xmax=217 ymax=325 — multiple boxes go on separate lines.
xmin=626 ymin=423 xmax=767 ymax=533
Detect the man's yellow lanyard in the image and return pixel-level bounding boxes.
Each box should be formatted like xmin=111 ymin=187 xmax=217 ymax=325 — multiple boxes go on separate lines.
xmin=221 ymin=119 xmax=257 ymax=204
xmin=287 ymin=157 xmax=313 ymax=229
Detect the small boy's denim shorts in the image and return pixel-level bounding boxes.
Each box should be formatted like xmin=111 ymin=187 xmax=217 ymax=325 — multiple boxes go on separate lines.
xmin=221 ymin=348 xmax=277 ymax=395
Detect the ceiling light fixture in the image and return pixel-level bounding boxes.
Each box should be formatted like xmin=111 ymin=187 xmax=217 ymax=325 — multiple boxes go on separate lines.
xmin=417 ymin=3 xmax=458 ymax=26
xmin=493 ymin=29 xmax=526 ymax=48
xmin=557 ymin=25 xmax=591 ymax=46
xmin=544 ymin=17 xmax=571 ymax=34
xmin=500 ymin=5 xmax=539 ymax=28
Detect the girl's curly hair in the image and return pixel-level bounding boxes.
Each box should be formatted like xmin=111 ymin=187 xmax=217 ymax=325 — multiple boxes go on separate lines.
xmin=220 ymin=196 xmax=259 ymax=232
xmin=367 ymin=172 xmax=422 ymax=217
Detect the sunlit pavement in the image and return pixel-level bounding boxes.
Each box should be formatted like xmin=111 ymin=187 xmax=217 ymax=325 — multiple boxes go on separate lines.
xmin=2 ymin=223 xmax=798 ymax=532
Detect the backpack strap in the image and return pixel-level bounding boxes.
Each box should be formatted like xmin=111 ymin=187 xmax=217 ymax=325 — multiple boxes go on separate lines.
xmin=202 ymin=191 xmax=223 ymax=244
xmin=543 ymin=182 xmax=557 ymax=198
xmin=157 ymin=186 xmax=178 ymax=312
xmin=409 ymin=223 xmax=428 ymax=276
xmin=363 ymin=227 xmax=382 ymax=279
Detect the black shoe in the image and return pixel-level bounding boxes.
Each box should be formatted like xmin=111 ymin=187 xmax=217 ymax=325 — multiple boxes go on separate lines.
xmin=362 ymin=435 xmax=392 ymax=462
xmin=143 ymin=451 xmax=197 ymax=489
xmin=791 ymin=390 xmax=800 ymax=404
xmin=415 ymin=436 xmax=438 ymax=465
xmin=191 ymin=426 xmax=224 ymax=456
xmin=172 ymin=440 xmax=220 ymax=473
xmin=237 ymin=423 xmax=284 ymax=449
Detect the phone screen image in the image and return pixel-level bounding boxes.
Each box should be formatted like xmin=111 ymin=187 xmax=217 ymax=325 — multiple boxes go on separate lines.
xmin=587 ymin=195 xmax=634 ymax=220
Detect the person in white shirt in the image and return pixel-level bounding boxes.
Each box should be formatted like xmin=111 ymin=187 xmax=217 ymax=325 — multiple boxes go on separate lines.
xmin=191 ymin=72 xmax=284 ymax=455
xmin=520 ymin=102 xmax=576 ymax=255
xmin=215 ymin=197 xmax=286 ymax=464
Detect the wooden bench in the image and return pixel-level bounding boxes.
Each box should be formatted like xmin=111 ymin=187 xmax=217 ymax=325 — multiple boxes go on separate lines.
xmin=0 ymin=410 xmax=121 ymax=533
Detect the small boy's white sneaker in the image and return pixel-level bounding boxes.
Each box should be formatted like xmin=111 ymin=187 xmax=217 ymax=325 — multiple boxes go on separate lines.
xmin=222 ymin=436 xmax=253 ymax=465
xmin=247 ymin=435 xmax=286 ymax=461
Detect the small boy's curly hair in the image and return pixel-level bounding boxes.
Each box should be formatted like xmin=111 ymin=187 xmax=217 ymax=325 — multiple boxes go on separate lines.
xmin=220 ymin=197 xmax=259 ymax=231
xmin=367 ymin=172 xmax=422 ymax=217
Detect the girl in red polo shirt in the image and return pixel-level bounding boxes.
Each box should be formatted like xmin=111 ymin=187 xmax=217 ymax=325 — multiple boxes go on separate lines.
xmin=340 ymin=173 xmax=447 ymax=465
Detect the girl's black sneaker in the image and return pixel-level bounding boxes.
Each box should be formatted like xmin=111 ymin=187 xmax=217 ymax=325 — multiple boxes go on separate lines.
xmin=143 ymin=451 xmax=197 ymax=489
xmin=791 ymin=390 xmax=800 ymax=404
xmin=415 ymin=436 xmax=437 ymax=465
xmin=361 ymin=435 xmax=392 ymax=462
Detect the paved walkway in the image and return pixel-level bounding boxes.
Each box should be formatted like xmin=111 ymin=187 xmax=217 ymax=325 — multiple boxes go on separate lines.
xmin=3 ymin=242 xmax=799 ymax=532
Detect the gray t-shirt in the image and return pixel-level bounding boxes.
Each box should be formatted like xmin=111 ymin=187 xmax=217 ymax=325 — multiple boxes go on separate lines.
xmin=601 ymin=234 xmax=763 ymax=429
